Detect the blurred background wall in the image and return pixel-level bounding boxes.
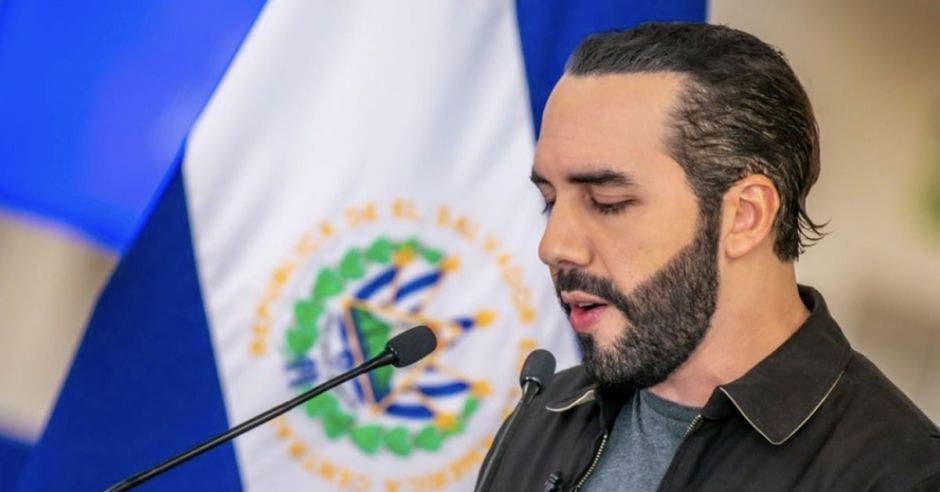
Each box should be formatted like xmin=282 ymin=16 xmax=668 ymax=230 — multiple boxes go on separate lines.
xmin=0 ymin=0 xmax=937 ymax=462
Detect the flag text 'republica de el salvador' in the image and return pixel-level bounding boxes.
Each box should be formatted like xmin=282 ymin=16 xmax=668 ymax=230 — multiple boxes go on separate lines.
xmin=19 ymin=1 xmax=705 ymax=490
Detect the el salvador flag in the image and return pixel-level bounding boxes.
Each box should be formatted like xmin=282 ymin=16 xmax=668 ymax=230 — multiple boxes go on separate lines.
xmin=16 ymin=1 xmax=705 ymax=490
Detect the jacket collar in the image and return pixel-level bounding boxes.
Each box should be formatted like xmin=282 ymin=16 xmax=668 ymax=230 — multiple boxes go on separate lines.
xmin=707 ymin=285 xmax=852 ymax=445
xmin=544 ymin=373 xmax=627 ymax=431
xmin=544 ymin=363 xmax=601 ymax=413
xmin=544 ymin=285 xmax=852 ymax=446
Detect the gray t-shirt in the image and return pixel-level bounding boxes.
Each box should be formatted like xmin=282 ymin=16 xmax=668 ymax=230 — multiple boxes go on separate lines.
xmin=580 ymin=389 xmax=700 ymax=491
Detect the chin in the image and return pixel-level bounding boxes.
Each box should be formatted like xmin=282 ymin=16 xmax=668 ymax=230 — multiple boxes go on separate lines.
xmin=590 ymin=337 xmax=620 ymax=356
xmin=591 ymin=323 xmax=630 ymax=351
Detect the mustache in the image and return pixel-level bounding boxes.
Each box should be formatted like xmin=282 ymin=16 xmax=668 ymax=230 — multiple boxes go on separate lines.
xmin=554 ymin=269 xmax=635 ymax=320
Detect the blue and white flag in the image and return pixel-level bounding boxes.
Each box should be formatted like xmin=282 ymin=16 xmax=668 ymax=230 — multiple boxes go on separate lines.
xmin=18 ymin=1 xmax=705 ymax=490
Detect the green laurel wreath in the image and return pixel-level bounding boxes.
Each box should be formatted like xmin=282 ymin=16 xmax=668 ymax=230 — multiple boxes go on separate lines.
xmin=283 ymin=236 xmax=480 ymax=456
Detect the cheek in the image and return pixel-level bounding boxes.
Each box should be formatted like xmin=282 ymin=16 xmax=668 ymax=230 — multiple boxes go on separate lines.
xmin=596 ymin=198 xmax=700 ymax=291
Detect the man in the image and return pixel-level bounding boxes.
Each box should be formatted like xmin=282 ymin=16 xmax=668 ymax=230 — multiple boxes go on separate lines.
xmin=480 ymin=23 xmax=940 ymax=491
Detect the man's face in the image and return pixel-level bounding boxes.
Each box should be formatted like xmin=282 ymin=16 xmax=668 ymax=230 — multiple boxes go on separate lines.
xmin=532 ymin=73 xmax=720 ymax=388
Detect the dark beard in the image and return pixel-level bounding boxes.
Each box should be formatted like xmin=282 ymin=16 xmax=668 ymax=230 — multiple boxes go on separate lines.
xmin=554 ymin=210 xmax=720 ymax=389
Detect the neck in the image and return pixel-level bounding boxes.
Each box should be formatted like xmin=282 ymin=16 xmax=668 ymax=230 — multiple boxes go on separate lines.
xmin=648 ymin=261 xmax=809 ymax=408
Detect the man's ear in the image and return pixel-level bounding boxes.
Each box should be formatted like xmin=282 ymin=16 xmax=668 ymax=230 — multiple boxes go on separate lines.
xmin=721 ymin=174 xmax=780 ymax=259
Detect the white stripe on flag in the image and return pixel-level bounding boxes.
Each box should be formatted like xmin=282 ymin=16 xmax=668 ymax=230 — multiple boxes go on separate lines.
xmin=185 ymin=1 xmax=578 ymax=490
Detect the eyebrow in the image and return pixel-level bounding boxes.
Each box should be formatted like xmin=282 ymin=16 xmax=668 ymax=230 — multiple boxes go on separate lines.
xmin=529 ymin=170 xmax=549 ymax=185
xmin=530 ymin=168 xmax=636 ymax=187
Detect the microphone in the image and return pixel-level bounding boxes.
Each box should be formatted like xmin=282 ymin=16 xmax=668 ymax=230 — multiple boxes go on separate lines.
xmin=106 ymin=325 xmax=437 ymax=491
xmin=385 ymin=324 xmax=438 ymax=367
xmin=519 ymin=349 xmax=556 ymax=397
xmin=475 ymin=349 xmax=556 ymax=492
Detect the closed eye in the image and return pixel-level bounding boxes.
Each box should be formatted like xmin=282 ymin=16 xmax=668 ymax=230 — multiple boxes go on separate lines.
xmin=592 ymin=199 xmax=635 ymax=215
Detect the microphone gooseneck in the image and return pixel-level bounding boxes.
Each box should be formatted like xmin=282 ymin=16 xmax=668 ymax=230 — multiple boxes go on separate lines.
xmin=106 ymin=325 xmax=437 ymax=492
xmin=475 ymin=349 xmax=557 ymax=492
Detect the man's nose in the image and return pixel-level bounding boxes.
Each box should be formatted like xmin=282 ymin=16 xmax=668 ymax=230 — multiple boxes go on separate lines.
xmin=538 ymin=201 xmax=592 ymax=270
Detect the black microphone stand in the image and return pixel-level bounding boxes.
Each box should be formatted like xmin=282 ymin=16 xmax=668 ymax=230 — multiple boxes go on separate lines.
xmin=474 ymin=378 xmax=541 ymax=492
xmin=106 ymin=350 xmax=396 ymax=492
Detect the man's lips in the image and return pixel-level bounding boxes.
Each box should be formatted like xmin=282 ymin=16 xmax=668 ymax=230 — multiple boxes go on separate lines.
xmin=560 ymin=291 xmax=609 ymax=333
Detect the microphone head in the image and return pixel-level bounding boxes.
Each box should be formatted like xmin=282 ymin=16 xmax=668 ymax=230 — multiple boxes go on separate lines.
xmin=386 ymin=325 xmax=437 ymax=367
xmin=520 ymin=349 xmax=556 ymax=395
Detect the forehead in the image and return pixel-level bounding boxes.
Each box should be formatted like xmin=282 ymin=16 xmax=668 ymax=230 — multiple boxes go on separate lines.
xmin=534 ymin=72 xmax=685 ymax=180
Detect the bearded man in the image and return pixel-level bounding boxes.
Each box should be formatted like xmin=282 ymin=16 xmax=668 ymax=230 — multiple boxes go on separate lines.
xmin=479 ymin=23 xmax=940 ymax=491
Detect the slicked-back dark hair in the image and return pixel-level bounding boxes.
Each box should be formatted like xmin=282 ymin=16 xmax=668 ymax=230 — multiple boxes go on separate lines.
xmin=567 ymin=22 xmax=825 ymax=261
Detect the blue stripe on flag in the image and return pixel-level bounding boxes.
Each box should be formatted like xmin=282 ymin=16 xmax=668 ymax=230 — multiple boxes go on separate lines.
xmin=15 ymin=150 xmax=242 ymax=491
xmin=0 ymin=0 xmax=266 ymax=251
xmin=0 ymin=434 xmax=31 ymax=491
xmin=514 ymin=0 xmax=707 ymax=136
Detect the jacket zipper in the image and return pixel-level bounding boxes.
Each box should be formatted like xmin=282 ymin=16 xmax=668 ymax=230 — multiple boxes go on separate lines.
xmin=651 ymin=414 xmax=703 ymax=492
xmin=573 ymin=432 xmax=609 ymax=490
xmin=683 ymin=414 xmax=703 ymax=439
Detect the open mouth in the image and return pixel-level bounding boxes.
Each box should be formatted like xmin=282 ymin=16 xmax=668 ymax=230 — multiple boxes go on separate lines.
xmin=569 ymin=301 xmax=604 ymax=313
xmin=560 ymin=292 xmax=610 ymax=333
